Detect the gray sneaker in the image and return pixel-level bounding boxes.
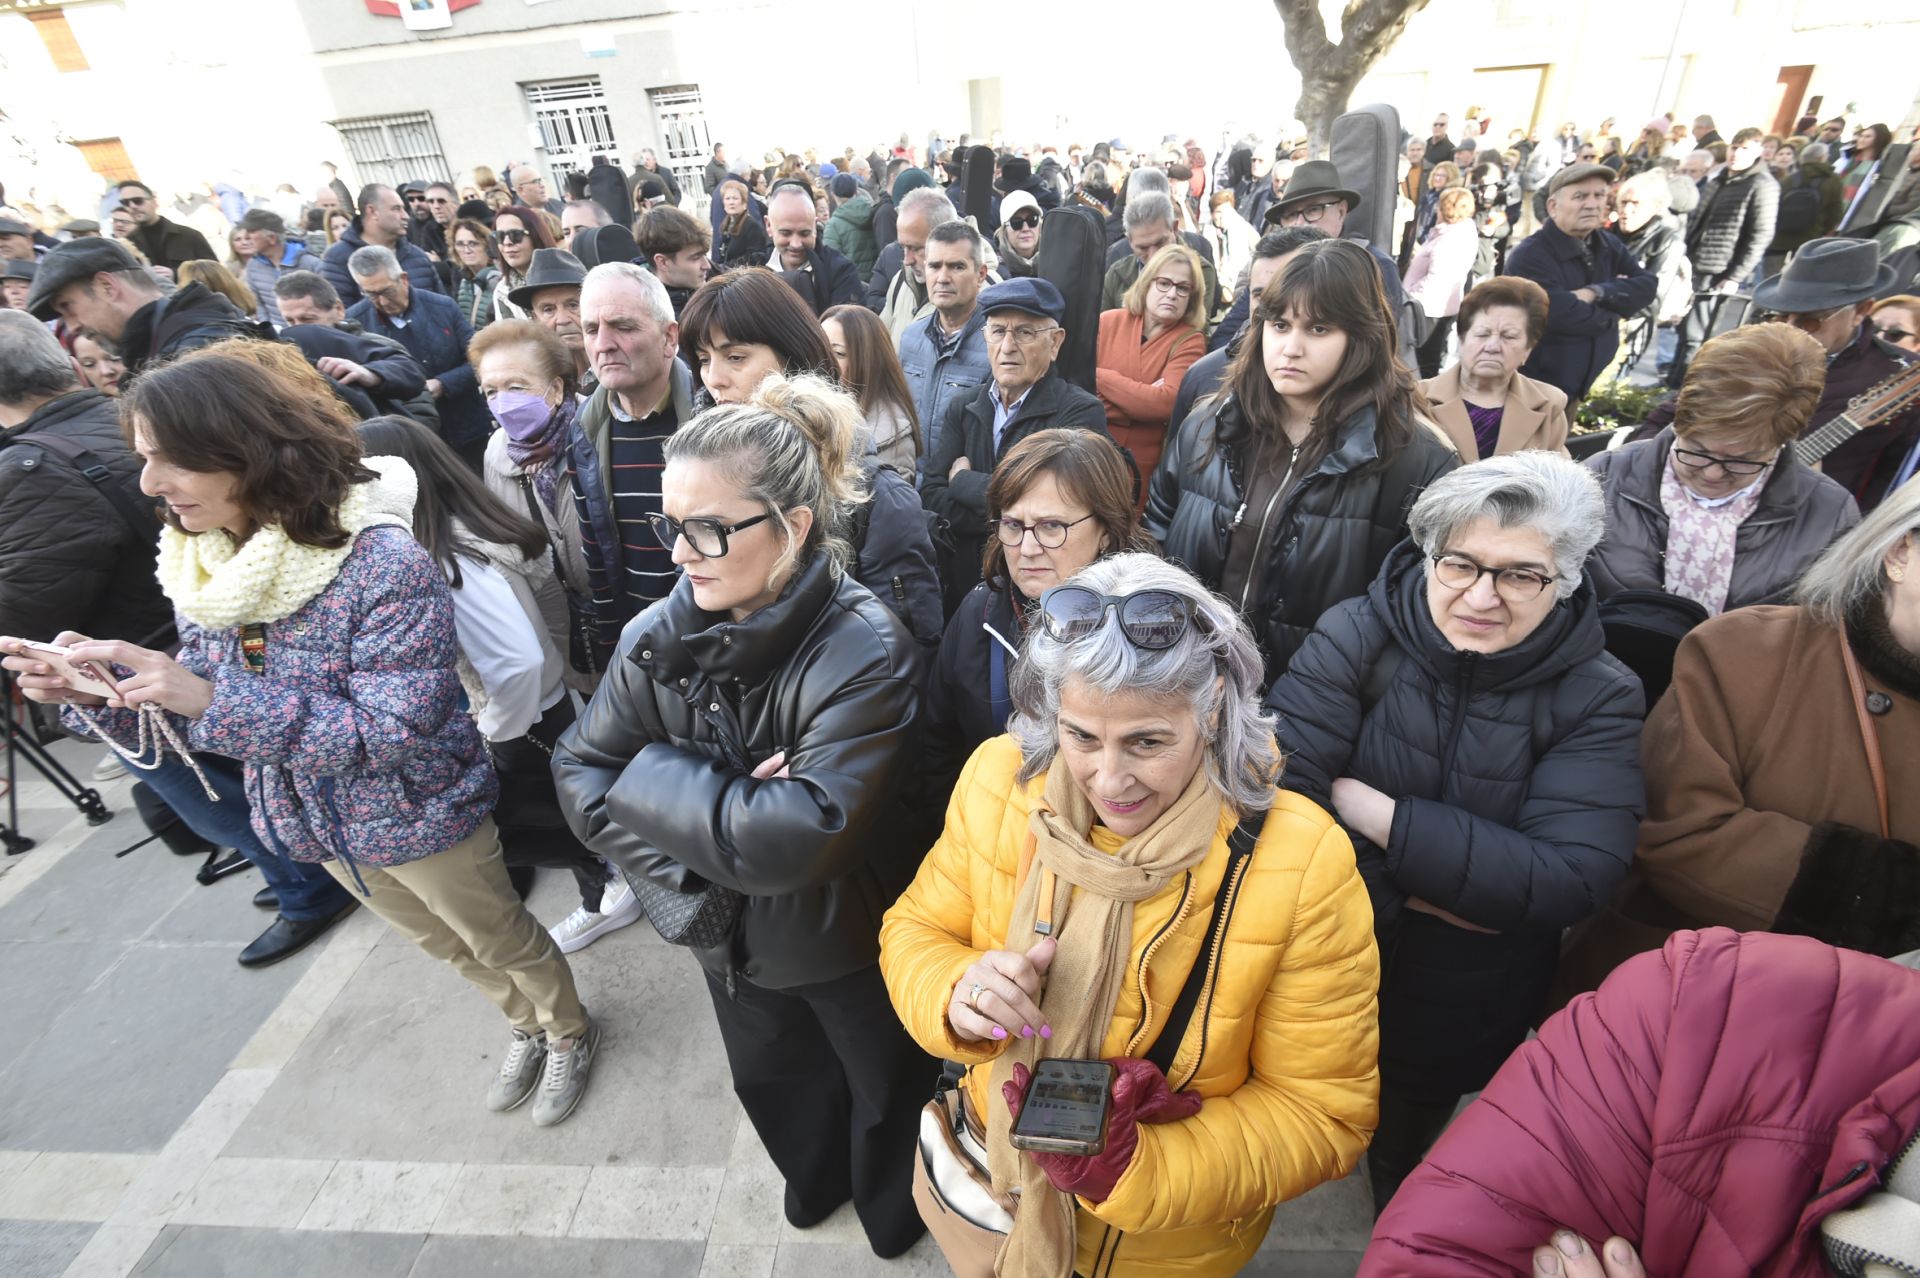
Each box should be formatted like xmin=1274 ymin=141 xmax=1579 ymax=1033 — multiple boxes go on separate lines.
xmin=486 ymin=1029 xmax=547 ymax=1112
xmin=530 ymin=1020 xmax=599 ymax=1127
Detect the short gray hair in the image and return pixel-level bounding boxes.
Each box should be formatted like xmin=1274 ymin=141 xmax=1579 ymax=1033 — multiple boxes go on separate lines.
xmin=1008 ymin=553 xmax=1281 ymax=815
xmin=564 ymin=199 xmax=612 ymax=226
xmin=1796 ymin=477 xmax=1920 ymax=626
xmin=1126 ymin=167 xmax=1172 ymax=199
xmin=1800 ymin=141 xmax=1830 ymax=165
xmin=347 ymin=244 xmax=402 ymax=281
xmin=898 ymin=187 xmax=958 ymax=227
xmin=581 ymin=261 xmax=675 ymax=327
xmin=1124 ymin=190 xmax=1176 ymax=234
xmin=0 ymin=311 xmax=79 ymax=406
xmin=1081 ymin=159 xmax=1109 ymax=188
xmin=1406 ymin=451 xmax=1606 ymax=601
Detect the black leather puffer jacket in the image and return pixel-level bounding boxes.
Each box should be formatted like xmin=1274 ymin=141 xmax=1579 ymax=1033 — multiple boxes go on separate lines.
xmin=553 ymin=555 xmax=923 ymax=990
xmin=1145 ymin=393 xmax=1459 ymax=685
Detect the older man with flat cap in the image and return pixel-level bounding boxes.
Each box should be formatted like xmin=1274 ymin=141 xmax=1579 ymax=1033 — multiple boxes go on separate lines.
xmin=1505 ymin=161 xmax=1658 ymax=402
xmin=510 ymin=247 xmax=594 ymax=391
xmin=1 ymin=259 xmax=34 ymax=310
xmin=920 ymin=276 xmax=1113 ymax=609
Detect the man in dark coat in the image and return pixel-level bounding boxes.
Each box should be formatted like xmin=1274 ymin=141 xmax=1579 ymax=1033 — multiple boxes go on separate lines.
xmin=631 ymin=148 xmax=681 ymax=209
xmin=113 ymin=179 xmax=214 ymax=276
xmin=272 ymin=269 xmax=436 ymax=426
xmin=344 ymin=244 xmax=488 ymax=471
xmin=0 ymin=312 xmax=173 ymax=648
xmin=1505 ymin=163 xmax=1657 ymax=402
xmin=703 ymin=144 xmax=730 ymax=197
xmin=921 ymin=278 xmax=1110 ymax=611
xmin=763 ymin=184 xmax=862 ymax=314
xmin=1666 ymin=128 xmax=1779 ymax=386
xmin=320 ymin=184 xmax=444 ymax=308
xmin=27 ymin=238 xmax=268 ymax=379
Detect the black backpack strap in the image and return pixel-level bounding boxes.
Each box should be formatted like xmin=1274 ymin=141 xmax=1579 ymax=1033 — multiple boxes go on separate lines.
xmin=1144 ymin=808 xmax=1265 ymax=1078
xmin=12 ymin=432 xmax=160 ymax=545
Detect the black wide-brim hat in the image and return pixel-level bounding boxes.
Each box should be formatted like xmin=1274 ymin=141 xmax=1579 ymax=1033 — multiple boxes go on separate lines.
xmin=1752 ymin=237 xmax=1897 ymax=314
xmin=1269 ymin=160 xmax=1362 ymax=219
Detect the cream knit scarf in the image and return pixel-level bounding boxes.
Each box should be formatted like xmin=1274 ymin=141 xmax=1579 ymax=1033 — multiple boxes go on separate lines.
xmin=155 ymin=457 xmax=419 ymax=629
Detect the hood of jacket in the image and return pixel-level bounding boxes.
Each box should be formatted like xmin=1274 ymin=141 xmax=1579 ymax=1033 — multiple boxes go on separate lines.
xmin=830 ymin=194 xmax=874 ymax=230
xmin=1369 ymin=538 xmax=1608 ymax=694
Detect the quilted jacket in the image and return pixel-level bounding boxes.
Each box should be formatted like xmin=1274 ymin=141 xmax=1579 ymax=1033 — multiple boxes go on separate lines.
xmin=878 ymin=735 xmax=1380 ymax=1277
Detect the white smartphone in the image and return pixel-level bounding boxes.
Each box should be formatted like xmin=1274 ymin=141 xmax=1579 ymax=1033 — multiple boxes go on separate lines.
xmin=6 ymin=640 xmax=122 ymax=701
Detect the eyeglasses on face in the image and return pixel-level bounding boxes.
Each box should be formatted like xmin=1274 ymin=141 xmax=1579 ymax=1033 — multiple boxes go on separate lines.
xmin=1758 ymin=305 xmax=1847 ymax=330
xmin=1671 ymin=445 xmax=1774 ymax=477
xmin=995 ymin=513 xmax=1093 ymax=549
xmin=119 ymin=195 xmax=151 ymax=206
xmin=647 ymin=511 xmax=771 ymax=558
xmin=496 ymin=228 xmax=529 ymax=244
xmin=1874 ymin=322 xmax=1916 ymax=343
xmin=984 ymin=322 xmax=1056 ymax=346
xmin=1282 ymin=201 xmax=1340 ymax=225
xmin=1007 ymin=213 xmax=1040 ymax=230
xmin=1430 ymin=553 xmax=1557 ymax=602
xmin=1150 ymin=276 xmax=1193 ymax=298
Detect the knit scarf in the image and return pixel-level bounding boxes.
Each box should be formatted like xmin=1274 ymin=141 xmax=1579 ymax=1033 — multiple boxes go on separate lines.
xmin=1658 ymin=451 xmax=1765 ymax=616
xmin=505 ymin=395 xmax=577 ymax=516
xmin=987 ymin=757 xmax=1225 ymax=1278
xmin=155 ymin=456 xmax=419 ymax=629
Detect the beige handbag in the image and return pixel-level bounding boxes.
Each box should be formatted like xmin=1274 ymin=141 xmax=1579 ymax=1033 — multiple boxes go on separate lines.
xmin=911 ymin=1075 xmax=1017 ymax=1278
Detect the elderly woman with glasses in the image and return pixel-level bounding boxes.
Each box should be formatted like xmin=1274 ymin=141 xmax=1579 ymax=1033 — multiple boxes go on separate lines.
xmin=1267 ymin=451 xmax=1646 ymax=1214
xmin=1095 ymin=243 xmax=1209 ymax=506
xmin=881 ymin=553 xmax=1380 ymax=1278
xmin=1586 ymin=323 xmax=1859 ymax=618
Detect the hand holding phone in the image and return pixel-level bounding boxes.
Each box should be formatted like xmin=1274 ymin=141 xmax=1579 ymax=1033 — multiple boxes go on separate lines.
xmin=0 ymin=634 xmax=115 ymax=706
xmin=1002 ymin=1057 xmax=1203 ymax=1204
xmin=1009 ymin=1058 xmax=1114 ymax=1156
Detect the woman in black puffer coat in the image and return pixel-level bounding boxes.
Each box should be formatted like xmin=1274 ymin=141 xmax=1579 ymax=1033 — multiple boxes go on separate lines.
xmin=1267 ymin=451 xmax=1645 ymax=1218
xmin=1146 ymin=238 xmax=1459 ymax=688
xmin=552 ymin=373 xmax=931 ymax=1260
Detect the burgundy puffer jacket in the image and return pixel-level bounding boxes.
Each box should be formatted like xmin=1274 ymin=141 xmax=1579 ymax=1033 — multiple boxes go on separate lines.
xmin=1360 ymin=928 xmax=1920 ymax=1277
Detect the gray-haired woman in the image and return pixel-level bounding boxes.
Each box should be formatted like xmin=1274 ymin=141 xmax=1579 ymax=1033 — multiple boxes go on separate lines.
xmin=551 ymin=373 xmax=932 ymax=1258
xmin=880 ymin=553 xmax=1380 ymax=1278
xmin=1267 ymin=450 xmax=1646 ymax=1215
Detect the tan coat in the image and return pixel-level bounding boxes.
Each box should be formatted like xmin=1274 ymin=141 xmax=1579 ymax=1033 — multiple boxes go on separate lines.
xmin=1558 ymin=605 xmax=1920 ymax=995
xmin=1421 ymin=364 xmax=1570 ymax=461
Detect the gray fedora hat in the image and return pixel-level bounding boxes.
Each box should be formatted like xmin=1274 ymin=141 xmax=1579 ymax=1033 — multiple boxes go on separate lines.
xmin=1269 ymin=159 xmax=1362 ymax=222
xmin=506 ymin=248 xmax=587 ymax=309
xmin=1753 ymin=237 xmax=1897 ymax=314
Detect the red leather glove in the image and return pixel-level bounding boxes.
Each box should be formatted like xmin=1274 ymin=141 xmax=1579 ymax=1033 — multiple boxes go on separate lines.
xmin=1001 ymin=1057 xmax=1204 ymax=1203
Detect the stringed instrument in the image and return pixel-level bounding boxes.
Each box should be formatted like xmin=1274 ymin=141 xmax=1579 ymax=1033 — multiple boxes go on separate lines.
xmin=1796 ymin=357 xmax=1920 ymax=466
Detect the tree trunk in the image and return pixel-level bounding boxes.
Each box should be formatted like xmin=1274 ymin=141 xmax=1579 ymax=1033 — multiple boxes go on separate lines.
xmin=1273 ymin=0 xmax=1433 ymax=157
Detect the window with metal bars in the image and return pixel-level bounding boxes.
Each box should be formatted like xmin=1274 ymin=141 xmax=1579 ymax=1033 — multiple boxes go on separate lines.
xmin=523 ymin=77 xmax=618 ymax=192
xmin=329 ymin=111 xmax=454 ymax=189
xmin=649 ymin=85 xmax=713 ymax=199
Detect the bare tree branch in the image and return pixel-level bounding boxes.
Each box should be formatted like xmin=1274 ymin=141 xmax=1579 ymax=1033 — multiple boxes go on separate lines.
xmin=1275 ymin=0 xmax=1431 ymax=154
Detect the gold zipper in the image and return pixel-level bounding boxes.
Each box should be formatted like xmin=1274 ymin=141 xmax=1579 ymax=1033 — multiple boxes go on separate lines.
xmin=1172 ymin=853 xmax=1253 ymax=1089
xmin=1122 ymin=874 xmax=1196 ymax=1058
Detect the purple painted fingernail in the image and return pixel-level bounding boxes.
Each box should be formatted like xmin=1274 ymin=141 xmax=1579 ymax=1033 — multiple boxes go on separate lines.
xmin=1039 ymin=1025 xmax=1053 ymax=1039
xmin=1020 ymin=1025 xmax=1034 ymax=1038
xmin=990 ymin=1025 xmax=1007 ymax=1040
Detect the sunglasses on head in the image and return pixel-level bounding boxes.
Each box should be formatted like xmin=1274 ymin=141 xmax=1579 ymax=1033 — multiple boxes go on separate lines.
xmin=1037 ymin=585 xmax=1204 ymax=650
xmin=1007 ymin=212 xmax=1040 ymax=230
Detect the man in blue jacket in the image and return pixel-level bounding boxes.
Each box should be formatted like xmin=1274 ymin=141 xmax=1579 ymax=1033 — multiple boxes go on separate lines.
xmin=322 ymin=184 xmax=443 ymax=308
xmin=895 ymin=219 xmax=992 ymax=463
xmin=1505 ymin=163 xmax=1658 ymax=402
xmin=344 ymin=244 xmax=488 ymax=471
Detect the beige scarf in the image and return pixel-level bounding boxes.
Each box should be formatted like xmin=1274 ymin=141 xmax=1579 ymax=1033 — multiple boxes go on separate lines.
xmin=987 ymin=756 xmax=1226 ymax=1278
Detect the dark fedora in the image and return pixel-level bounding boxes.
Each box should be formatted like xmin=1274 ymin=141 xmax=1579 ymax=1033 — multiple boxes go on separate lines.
xmin=1269 ymin=159 xmax=1362 ymax=222
xmin=506 ymin=248 xmax=587 ymax=309
xmin=1753 ymin=237 xmax=1897 ymax=314
xmin=995 ymin=157 xmax=1033 ymax=193
xmin=571 ymin=224 xmax=639 ymax=270
xmin=1 ymin=258 xmax=36 ymax=283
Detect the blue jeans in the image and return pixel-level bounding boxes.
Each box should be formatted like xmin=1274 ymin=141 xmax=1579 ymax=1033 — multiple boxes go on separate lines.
xmin=143 ymin=752 xmax=355 ymax=922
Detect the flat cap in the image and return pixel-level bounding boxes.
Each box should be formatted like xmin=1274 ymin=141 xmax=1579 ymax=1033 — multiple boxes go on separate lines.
xmin=978 ymin=277 xmax=1065 ymax=325
xmin=25 ymin=237 xmax=143 ymax=319
xmin=1547 ymin=162 xmax=1616 ymax=196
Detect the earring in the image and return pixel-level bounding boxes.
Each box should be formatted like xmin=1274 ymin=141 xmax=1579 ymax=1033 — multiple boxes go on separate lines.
xmin=1893 ymin=568 xmax=1907 ymax=582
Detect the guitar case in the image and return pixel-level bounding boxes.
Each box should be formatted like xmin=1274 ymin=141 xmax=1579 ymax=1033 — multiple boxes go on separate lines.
xmin=1035 ymin=204 xmax=1106 ymax=395
xmin=962 ymin=144 xmax=998 ymax=232
xmin=1327 ymin=103 xmax=1401 ymax=258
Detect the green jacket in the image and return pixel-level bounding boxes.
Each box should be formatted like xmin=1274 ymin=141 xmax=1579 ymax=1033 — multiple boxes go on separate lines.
xmin=824 ymin=194 xmax=880 ymax=281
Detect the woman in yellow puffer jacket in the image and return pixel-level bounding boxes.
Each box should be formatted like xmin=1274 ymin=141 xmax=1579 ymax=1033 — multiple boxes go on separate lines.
xmin=880 ymin=553 xmax=1379 ymax=1278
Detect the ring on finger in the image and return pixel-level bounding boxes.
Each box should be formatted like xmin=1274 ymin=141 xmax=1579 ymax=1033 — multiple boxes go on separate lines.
xmin=967 ymin=982 xmax=987 ymax=1010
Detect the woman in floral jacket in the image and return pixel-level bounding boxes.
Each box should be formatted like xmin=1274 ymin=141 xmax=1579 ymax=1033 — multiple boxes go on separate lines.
xmin=2 ymin=345 xmax=601 ymax=1128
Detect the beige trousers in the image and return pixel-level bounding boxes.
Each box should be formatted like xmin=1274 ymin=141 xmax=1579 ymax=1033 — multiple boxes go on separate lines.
xmin=323 ymin=819 xmax=589 ymax=1041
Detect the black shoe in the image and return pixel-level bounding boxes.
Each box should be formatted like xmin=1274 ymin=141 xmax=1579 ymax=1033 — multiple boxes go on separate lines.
xmin=253 ymin=887 xmax=280 ymax=911
xmin=783 ymin=1183 xmax=845 ymax=1231
xmin=238 ymin=900 xmax=357 ymax=968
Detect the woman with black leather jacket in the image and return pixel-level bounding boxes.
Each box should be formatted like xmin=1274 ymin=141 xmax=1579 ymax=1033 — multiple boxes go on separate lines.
xmin=1145 ymin=238 xmax=1459 ymax=687
xmin=551 ymin=373 xmax=931 ymax=1260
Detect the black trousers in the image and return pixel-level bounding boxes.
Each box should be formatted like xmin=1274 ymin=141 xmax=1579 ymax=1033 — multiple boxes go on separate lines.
xmin=1365 ymin=1083 xmax=1461 ymax=1217
xmin=494 ymin=695 xmax=608 ymax=912
xmin=704 ymin=963 xmax=934 ymax=1257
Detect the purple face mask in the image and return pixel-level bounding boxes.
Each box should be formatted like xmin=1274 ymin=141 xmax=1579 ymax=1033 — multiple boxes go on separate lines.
xmin=489 ymin=390 xmax=556 ymax=442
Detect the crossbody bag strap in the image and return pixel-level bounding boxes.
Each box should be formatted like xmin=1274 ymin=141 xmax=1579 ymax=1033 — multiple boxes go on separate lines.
xmin=1839 ymin=632 xmax=1891 ymax=840
xmin=1144 ymin=810 xmax=1264 ymax=1078
xmin=13 ymin=432 xmax=161 ymax=545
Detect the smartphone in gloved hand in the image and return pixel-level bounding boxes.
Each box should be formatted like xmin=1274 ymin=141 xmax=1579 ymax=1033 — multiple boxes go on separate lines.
xmin=1010 ymin=1058 xmax=1114 ymax=1157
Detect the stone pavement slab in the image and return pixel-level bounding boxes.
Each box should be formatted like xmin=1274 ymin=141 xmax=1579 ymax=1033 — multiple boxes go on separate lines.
xmin=0 ymin=1218 xmax=99 ymax=1277
xmin=128 ymin=1224 xmax=422 ymax=1276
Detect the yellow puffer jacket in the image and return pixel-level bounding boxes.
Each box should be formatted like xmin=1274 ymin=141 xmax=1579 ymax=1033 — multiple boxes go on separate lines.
xmin=879 ymin=737 xmax=1380 ymax=1277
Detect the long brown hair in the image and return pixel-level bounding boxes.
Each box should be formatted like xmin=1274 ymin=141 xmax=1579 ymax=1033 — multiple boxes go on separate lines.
xmin=355 ymin=416 xmax=548 ymax=589
xmin=982 ymin=429 xmax=1141 ymax=590
xmin=121 ymin=342 xmax=375 ymax=548
xmin=822 ymin=303 xmax=921 ymax=453
xmin=1221 ymin=237 xmax=1422 ymax=475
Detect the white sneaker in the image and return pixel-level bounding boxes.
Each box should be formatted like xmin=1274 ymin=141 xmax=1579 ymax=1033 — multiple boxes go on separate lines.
xmin=91 ymin=752 xmax=127 ymax=783
xmin=485 ymin=1028 xmax=547 ymax=1112
xmin=547 ymin=870 xmax=643 ymax=955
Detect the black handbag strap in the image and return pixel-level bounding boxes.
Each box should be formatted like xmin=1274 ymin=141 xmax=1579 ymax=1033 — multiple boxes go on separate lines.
xmin=12 ymin=432 xmax=161 ymax=545
xmin=1144 ymin=809 xmax=1264 ymax=1078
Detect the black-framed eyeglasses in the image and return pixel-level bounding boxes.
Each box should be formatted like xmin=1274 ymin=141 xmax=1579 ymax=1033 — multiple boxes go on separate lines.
xmin=646 ymin=512 xmax=772 ymax=558
xmin=1671 ymin=445 xmax=1775 ymax=477
xmin=1282 ymin=200 xmax=1340 ymax=225
xmin=119 ymin=195 xmax=152 ymax=206
xmin=996 ymin=513 xmax=1093 ymax=549
xmin=1037 ymin=585 xmax=1200 ymax=649
xmin=1429 ymin=553 xmax=1558 ymax=602
xmin=1758 ymin=305 xmax=1846 ymax=330
xmin=496 ymin=228 xmax=529 ymax=244
xmin=1007 ymin=213 xmax=1040 ymax=230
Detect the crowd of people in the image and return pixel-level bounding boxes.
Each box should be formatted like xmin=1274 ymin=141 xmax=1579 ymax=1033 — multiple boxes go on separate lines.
xmin=1 ymin=98 xmax=1918 ymax=1277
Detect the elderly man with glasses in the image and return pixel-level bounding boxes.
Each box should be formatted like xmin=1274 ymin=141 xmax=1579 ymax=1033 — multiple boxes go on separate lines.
xmin=920 ymin=277 xmax=1111 ymax=610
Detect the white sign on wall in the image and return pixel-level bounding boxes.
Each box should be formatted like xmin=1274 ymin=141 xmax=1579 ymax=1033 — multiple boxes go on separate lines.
xmin=401 ymin=0 xmax=453 ymax=31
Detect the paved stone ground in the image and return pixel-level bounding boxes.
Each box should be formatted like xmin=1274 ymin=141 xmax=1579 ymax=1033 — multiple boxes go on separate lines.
xmin=0 ymin=735 xmax=1372 ymax=1278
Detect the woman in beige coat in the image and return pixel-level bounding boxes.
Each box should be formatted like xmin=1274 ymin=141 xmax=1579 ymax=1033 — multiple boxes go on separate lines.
xmin=1421 ymin=276 xmax=1570 ymax=461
